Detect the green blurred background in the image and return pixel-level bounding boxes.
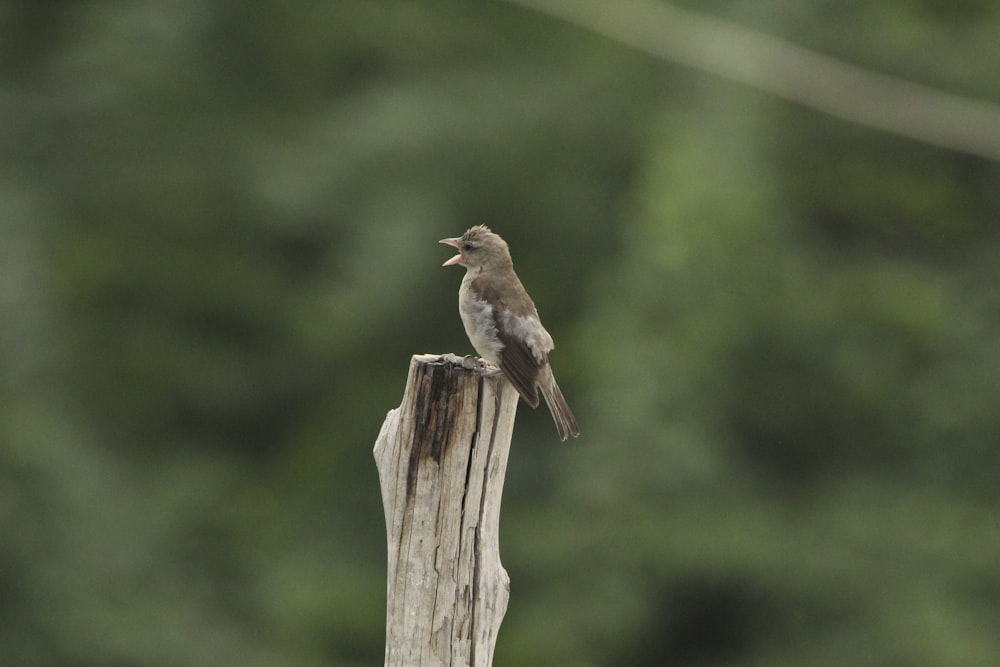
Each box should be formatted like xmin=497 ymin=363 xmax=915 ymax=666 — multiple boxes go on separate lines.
xmin=3 ymin=1 xmax=999 ymax=665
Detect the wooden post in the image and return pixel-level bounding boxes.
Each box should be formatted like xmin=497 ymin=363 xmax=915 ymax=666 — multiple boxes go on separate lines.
xmin=374 ymin=354 xmax=518 ymax=667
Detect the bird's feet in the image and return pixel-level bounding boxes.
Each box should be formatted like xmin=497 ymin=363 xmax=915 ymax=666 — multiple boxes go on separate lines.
xmin=460 ymin=354 xmax=499 ymax=373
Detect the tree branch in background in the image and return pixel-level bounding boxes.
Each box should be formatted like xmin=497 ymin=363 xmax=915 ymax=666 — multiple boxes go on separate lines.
xmin=507 ymin=0 xmax=1000 ymax=162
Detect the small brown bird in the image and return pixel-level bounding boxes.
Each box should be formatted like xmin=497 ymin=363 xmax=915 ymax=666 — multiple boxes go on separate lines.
xmin=440 ymin=225 xmax=579 ymax=440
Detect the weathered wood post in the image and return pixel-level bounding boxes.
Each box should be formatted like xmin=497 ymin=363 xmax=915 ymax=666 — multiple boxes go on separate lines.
xmin=373 ymin=354 xmax=518 ymax=667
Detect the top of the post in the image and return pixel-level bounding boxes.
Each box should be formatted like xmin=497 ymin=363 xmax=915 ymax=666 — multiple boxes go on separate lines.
xmin=412 ymin=353 xmax=503 ymax=378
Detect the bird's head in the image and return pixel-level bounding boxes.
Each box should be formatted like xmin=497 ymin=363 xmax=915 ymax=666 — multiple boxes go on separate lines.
xmin=440 ymin=225 xmax=512 ymax=272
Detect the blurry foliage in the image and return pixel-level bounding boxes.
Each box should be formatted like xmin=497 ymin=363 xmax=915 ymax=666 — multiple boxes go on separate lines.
xmin=2 ymin=1 xmax=999 ymax=665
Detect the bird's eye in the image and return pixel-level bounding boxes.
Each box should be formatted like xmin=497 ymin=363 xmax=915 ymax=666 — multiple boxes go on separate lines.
xmin=463 ymin=242 xmax=475 ymax=251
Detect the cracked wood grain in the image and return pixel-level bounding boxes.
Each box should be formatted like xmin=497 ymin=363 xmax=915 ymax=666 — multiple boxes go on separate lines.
xmin=374 ymin=354 xmax=517 ymax=667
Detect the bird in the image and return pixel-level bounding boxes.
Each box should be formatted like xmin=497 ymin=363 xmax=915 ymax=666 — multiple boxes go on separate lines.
xmin=440 ymin=225 xmax=579 ymax=441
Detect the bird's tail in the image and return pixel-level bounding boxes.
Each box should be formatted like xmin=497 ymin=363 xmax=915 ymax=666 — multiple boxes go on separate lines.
xmin=538 ymin=365 xmax=580 ymax=441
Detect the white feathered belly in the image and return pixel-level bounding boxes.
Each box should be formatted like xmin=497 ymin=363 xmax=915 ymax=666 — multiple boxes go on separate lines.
xmin=458 ymin=286 xmax=504 ymax=363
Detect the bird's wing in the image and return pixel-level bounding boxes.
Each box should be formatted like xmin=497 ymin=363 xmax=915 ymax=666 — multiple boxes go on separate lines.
xmin=496 ymin=324 xmax=541 ymax=408
xmin=471 ymin=271 xmax=547 ymax=408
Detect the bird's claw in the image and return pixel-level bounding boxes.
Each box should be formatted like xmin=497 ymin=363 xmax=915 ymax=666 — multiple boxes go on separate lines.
xmin=460 ymin=354 xmax=498 ymax=373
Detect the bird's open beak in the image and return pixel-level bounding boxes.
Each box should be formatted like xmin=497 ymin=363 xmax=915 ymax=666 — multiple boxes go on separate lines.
xmin=439 ymin=237 xmax=464 ymax=266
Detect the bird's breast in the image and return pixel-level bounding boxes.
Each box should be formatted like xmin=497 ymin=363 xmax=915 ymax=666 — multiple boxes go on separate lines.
xmin=458 ymin=281 xmax=504 ymax=363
